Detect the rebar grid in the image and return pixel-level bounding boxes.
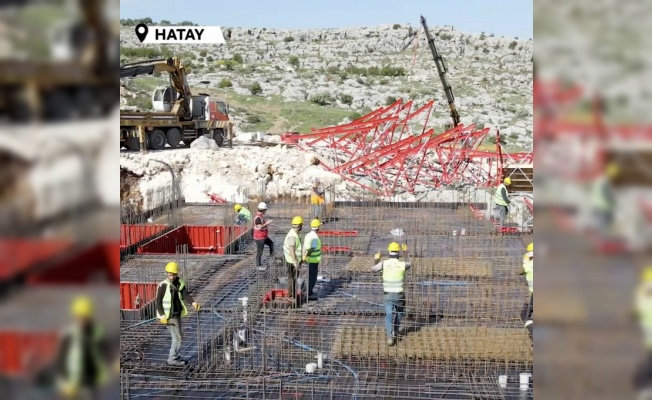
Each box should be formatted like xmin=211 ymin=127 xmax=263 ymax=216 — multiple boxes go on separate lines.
xmin=121 ymin=194 xmax=533 ymax=399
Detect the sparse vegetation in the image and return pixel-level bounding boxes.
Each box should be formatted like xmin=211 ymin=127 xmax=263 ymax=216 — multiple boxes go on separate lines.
xmin=440 ymin=33 xmax=454 ymax=41
xmin=232 ymin=54 xmax=244 ymax=63
xmin=288 ymin=56 xmax=300 ymax=68
xmin=249 ymin=82 xmax=263 ymax=96
xmin=217 ymin=59 xmax=238 ymax=70
xmin=284 ymin=36 xmax=295 ymax=42
xmin=385 ymin=96 xmax=397 ymax=106
xmin=310 ymin=93 xmax=335 ymax=106
xmin=199 ymin=50 xmax=207 ymax=57
xmin=218 ymin=78 xmax=233 ymax=89
xmin=339 ymin=93 xmax=354 ymax=106
xmin=392 ymin=24 xmax=401 ymax=30
xmin=509 ymin=41 xmax=518 ymax=50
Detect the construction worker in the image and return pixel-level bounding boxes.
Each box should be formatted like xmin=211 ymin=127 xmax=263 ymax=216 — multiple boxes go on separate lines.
xmin=155 ymin=262 xmax=200 ymax=366
xmin=233 ymin=204 xmax=252 ymax=225
xmin=283 ymin=216 xmax=304 ymax=305
xmin=310 ymin=178 xmax=325 ymax=220
xmin=253 ymin=202 xmax=274 ymax=271
xmin=55 ymin=296 xmax=110 ymax=399
xmin=494 ymin=177 xmax=512 ymax=229
xmin=370 ymin=242 xmax=411 ymax=346
xmin=302 ymin=219 xmax=322 ymax=301
xmin=517 ymin=242 xmax=534 ymax=338
xmin=634 ymin=266 xmax=652 ymax=391
xmin=590 ymin=162 xmax=618 ymax=233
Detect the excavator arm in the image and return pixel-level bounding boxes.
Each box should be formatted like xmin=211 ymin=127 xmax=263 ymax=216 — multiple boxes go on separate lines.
xmin=120 ymin=57 xmax=192 ymax=118
xmin=420 ymin=15 xmax=461 ymax=128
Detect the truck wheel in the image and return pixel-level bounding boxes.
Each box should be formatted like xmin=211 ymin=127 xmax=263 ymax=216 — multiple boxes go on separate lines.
xmin=126 ymin=135 xmax=147 ymax=151
xmin=44 ymin=91 xmax=73 ymax=121
xmin=213 ymin=129 xmax=224 ymax=147
xmin=148 ymin=130 xmax=167 ymax=150
xmin=184 ymin=138 xmax=195 ymax=147
xmin=166 ymin=128 xmax=182 ymax=148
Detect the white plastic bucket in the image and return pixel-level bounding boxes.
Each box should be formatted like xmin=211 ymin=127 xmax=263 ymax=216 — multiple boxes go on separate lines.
xmin=498 ymin=375 xmax=507 ymax=388
xmin=519 ymin=372 xmax=531 ymax=390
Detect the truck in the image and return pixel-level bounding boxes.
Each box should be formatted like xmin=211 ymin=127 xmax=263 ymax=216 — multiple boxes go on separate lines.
xmin=119 ymin=57 xmax=234 ymax=151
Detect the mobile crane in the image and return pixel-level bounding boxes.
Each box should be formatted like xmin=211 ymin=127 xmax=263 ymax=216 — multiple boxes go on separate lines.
xmin=420 ymin=15 xmax=461 ymax=130
xmin=120 ymin=57 xmax=234 ymax=151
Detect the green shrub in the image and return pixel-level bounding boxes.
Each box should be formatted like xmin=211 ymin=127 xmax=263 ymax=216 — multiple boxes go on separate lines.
xmin=283 ymin=36 xmax=294 ymax=42
xmin=206 ymin=56 xmax=214 ymax=62
xmin=379 ymin=79 xmax=389 ymax=85
xmin=310 ymin=93 xmax=335 ymax=106
xmin=339 ymin=93 xmax=353 ymax=106
xmin=218 ymin=78 xmax=233 ymax=88
xmin=249 ymin=82 xmax=263 ymax=96
xmin=348 ymin=111 xmax=362 ymax=120
xmin=509 ymin=41 xmax=518 ymax=50
xmin=199 ymin=50 xmax=207 ymax=57
xmin=232 ymin=53 xmax=243 ymax=63
xmin=288 ymin=56 xmax=300 ymax=68
xmin=379 ymin=66 xmax=405 ymax=77
xmin=385 ymin=96 xmax=397 ymax=106
xmin=392 ymin=24 xmax=401 ymax=29
xmin=440 ymin=33 xmax=454 ymax=40
xmin=217 ymin=59 xmax=238 ymax=70
xmin=326 ymin=65 xmax=339 ymax=74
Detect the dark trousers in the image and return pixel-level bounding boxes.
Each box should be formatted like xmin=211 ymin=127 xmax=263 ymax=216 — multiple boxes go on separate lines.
xmin=308 ymin=262 xmax=319 ymax=296
xmin=285 ymin=261 xmax=299 ymax=299
xmin=255 ymin=238 xmax=274 ymax=267
xmin=521 ymin=293 xmax=533 ymax=323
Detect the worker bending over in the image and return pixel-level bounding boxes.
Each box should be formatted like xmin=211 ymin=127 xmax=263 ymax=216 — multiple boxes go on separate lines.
xmin=634 ymin=266 xmax=652 ymax=391
xmin=155 ymin=262 xmax=200 ymax=366
xmin=494 ymin=177 xmax=512 ymax=229
xmin=233 ymin=204 xmax=252 ymax=226
xmin=517 ymin=242 xmax=534 ymax=338
xmin=283 ymin=216 xmax=304 ymax=306
xmin=310 ymin=178 xmax=325 ymax=220
xmin=370 ymin=242 xmax=411 ymax=346
xmin=55 ymin=297 xmax=114 ymax=399
xmin=302 ymin=219 xmax=322 ymax=301
xmin=253 ymin=202 xmax=274 ymax=271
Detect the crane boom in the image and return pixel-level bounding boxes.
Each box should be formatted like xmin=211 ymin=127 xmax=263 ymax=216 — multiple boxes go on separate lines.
xmin=120 ymin=57 xmax=192 ymax=119
xmin=420 ymin=15 xmax=461 ymax=127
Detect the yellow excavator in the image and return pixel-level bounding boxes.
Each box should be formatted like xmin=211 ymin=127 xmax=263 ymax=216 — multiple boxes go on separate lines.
xmin=120 ymin=57 xmax=234 ymax=151
xmin=0 ymin=0 xmax=118 ymax=122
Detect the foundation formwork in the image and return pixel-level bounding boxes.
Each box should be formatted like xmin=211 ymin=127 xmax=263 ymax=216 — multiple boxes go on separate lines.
xmin=120 ymin=194 xmax=534 ymax=399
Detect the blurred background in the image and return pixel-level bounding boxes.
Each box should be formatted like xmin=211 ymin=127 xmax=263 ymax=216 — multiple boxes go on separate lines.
xmin=0 ymin=0 xmax=120 ymax=399
xmin=534 ymin=0 xmax=652 ymax=398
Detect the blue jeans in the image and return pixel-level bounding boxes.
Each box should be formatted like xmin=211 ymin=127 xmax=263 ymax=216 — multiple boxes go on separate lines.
xmin=384 ymin=292 xmax=405 ymax=339
xmin=235 ymin=214 xmax=247 ymax=225
xmin=312 ymin=204 xmax=323 ymax=220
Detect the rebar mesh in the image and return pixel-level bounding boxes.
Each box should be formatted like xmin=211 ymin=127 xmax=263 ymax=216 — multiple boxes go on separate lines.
xmin=121 ymin=187 xmax=534 ymax=399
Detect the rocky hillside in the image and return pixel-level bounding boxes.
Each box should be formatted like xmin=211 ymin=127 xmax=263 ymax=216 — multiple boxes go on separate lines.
xmin=120 ymin=22 xmax=533 ymax=149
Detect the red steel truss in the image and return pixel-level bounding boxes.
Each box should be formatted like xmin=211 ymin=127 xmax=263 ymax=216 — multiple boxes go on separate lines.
xmin=282 ymin=99 xmax=516 ymax=196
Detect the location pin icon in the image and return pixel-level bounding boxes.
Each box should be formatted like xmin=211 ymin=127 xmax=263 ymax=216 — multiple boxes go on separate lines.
xmin=135 ymin=24 xmax=148 ymax=43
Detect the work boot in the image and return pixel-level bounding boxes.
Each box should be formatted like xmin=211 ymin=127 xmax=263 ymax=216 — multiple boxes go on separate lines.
xmin=308 ymin=293 xmax=319 ymax=301
xmin=167 ymin=359 xmax=186 ymax=366
xmin=387 ymin=337 xmax=395 ymax=346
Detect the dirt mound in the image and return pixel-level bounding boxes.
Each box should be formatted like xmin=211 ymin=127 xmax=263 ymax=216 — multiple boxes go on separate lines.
xmin=120 ymin=168 xmax=143 ymax=215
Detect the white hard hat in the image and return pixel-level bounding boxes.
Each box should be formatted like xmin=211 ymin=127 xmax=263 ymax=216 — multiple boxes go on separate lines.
xmin=258 ymin=202 xmax=268 ymax=210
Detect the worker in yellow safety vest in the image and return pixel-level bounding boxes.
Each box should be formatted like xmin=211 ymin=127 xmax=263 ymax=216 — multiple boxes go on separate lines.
xmin=634 ymin=266 xmax=652 ymax=391
xmin=517 ymin=242 xmax=534 ymax=338
xmin=370 ymin=242 xmax=411 ymax=346
xmin=55 ymin=296 xmax=114 ymax=400
xmin=310 ymin=178 xmax=325 ymax=220
xmin=494 ymin=177 xmax=512 ymax=229
xmin=283 ymin=216 xmax=304 ymax=304
xmin=155 ymin=262 xmax=200 ymax=366
xmin=234 ymin=204 xmax=252 ymax=225
xmin=590 ymin=163 xmax=618 ymax=233
xmin=302 ymin=219 xmax=322 ymax=301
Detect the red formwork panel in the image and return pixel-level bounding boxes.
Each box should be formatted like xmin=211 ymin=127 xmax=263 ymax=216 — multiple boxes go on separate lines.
xmin=0 ymin=331 xmax=59 ymax=377
xmin=120 ymin=282 xmax=158 ymax=310
xmin=120 ymin=224 xmax=168 ymax=249
xmin=0 ymin=239 xmax=74 ymax=283
xmin=26 ymin=241 xmax=120 ymax=285
xmin=138 ymin=225 xmax=250 ymax=255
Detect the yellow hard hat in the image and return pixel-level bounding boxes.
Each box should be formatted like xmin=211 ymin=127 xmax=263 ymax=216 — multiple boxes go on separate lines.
xmin=504 ymin=177 xmax=512 ymax=185
xmin=310 ymin=219 xmax=321 ymax=229
xmin=388 ymin=242 xmax=401 ymax=253
xmin=165 ymin=261 xmax=179 ymax=274
xmin=606 ymin=163 xmax=619 ymax=178
xmin=642 ymin=266 xmax=652 ymax=283
xmin=234 ymin=204 xmax=242 ymax=212
xmin=71 ymin=296 xmax=93 ymax=318
xmin=527 ymin=242 xmax=533 ymax=252
xmin=292 ymin=216 xmax=303 ymax=226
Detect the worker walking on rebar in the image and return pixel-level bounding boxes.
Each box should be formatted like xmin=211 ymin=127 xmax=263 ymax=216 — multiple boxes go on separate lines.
xmin=370 ymin=242 xmax=411 ymax=346
xmin=633 ymin=265 xmax=652 ymax=392
xmin=310 ymin=178 xmax=326 ymax=220
xmin=55 ymin=296 xmax=114 ymax=400
xmin=283 ymin=216 xmax=304 ymax=305
xmin=253 ymin=202 xmax=274 ymax=271
xmin=590 ymin=162 xmax=618 ymax=234
xmin=233 ymin=204 xmax=252 ymax=226
xmin=517 ymin=242 xmax=534 ymax=338
xmin=155 ymin=262 xmax=200 ymax=366
xmin=494 ymin=177 xmax=512 ymax=229
xmin=302 ymin=219 xmax=322 ymax=301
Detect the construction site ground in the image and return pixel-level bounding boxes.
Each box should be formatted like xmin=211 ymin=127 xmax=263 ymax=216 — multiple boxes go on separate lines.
xmin=120 ymin=202 xmax=534 ymax=399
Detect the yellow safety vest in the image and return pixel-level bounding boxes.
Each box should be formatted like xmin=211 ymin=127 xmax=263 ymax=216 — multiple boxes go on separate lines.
xmin=62 ymin=324 xmax=108 ymax=388
xmin=239 ymin=208 xmax=252 ymax=220
xmin=523 ymin=257 xmax=533 ymax=294
xmin=636 ymin=284 xmax=652 ymax=348
xmin=382 ymin=258 xmax=407 ymax=293
xmin=283 ymin=229 xmax=302 ymax=264
xmin=303 ymin=230 xmax=322 ymax=263
xmin=494 ymin=183 xmax=509 ymax=206
xmin=157 ymin=279 xmax=189 ymax=319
